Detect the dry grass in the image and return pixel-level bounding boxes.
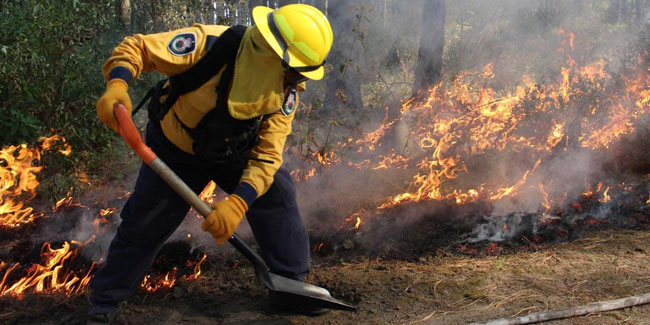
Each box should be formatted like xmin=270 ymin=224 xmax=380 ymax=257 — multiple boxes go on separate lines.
xmin=1 ymin=229 xmax=649 ymax=324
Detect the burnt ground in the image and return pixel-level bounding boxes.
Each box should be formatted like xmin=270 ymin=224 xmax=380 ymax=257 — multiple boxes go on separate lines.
xmin=1 ymin=229 xmax=650 ymax=324
xmin=2 ymin=152 xmax=650 ymax=324
xmin=2 ymin=216 xmax=650 ymax=324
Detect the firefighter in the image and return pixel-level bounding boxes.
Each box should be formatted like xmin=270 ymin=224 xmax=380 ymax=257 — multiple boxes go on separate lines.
xmin=88 ymin=4 xmax=333 ymax=323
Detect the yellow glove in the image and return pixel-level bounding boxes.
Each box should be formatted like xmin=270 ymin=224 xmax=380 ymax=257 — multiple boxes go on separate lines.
xmin=96 ymin=79 xmax=132 ymax=132
xmin=201 ymin=194 xmax=248 ymax=245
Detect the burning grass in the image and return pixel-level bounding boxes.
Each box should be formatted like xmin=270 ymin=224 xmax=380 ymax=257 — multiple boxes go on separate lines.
xmin=285 ymin=31 xmax=650 ymax=253
xmin=1 ymin=27 xmax=650 ymax=324
xmin=0 ymin=136 xmax=212 ymax=302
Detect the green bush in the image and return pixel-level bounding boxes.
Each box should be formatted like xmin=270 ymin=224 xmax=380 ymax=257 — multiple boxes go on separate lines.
xmin=0 ymin=0 xmax=132 ymax=199
xmin=0 ymin=0 xmax=123 ymax=149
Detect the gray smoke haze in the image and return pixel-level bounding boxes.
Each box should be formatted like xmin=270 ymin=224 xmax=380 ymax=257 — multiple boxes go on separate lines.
xmin=284 ymin=0 xmax=650 ymax=245
xmin=57 ymin=1 xmax=650 ymax=259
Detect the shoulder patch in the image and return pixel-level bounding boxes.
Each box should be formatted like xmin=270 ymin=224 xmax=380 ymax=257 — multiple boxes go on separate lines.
xmin=281 ymin=89 xmax=297 ymax=116
xmin=167 ymin=32 xmax=196 ymax=56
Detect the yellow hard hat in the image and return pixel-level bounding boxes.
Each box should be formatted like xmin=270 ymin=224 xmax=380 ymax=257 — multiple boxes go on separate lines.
xmin=252 ymin=4 xmax=333 ymax=80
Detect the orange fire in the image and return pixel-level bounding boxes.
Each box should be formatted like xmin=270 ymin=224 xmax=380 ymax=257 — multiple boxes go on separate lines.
xmin=289 ymin=31 xmax=650 ymax=231
xmin=291 ymin=168 xmax=317 ymax=182
xmin=0 ymin=135 xmax=70 ymax=227
xmin=345 ymin=212 xmax=363 ymax=230
xmin=183 ymin=254 xmax=208 ymax=281
xmin=52 ymin=187 xmax=85 ymax=211
xmin=199 ymin=181 xmax=218 ymax=205
xmin=140 ymin=253 xmax=208 ymax=292
xmin=0 ymin=134 xmax=214 ymax=299
xmin=141 ymin=267 xmax=177 ymax=293
xmin=0 ymin=238 xmax=97 ymax=297
xmin=313 ymin=149 xmax=341 ymax=166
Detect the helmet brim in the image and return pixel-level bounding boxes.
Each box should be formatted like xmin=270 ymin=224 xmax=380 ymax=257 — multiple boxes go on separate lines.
xmin=252 ymin=6 xmax=325 ymax=80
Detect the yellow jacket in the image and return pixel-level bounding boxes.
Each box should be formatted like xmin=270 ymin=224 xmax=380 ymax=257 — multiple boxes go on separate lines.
xmin=102 ymin=24 xmax=301 ymax=202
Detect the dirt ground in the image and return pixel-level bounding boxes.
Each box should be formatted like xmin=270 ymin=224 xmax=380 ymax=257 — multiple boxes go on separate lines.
xmin=1 ymin=228 xmax=649 ymax=324
xmin=2 ymin=146 xmax=650 ymax=324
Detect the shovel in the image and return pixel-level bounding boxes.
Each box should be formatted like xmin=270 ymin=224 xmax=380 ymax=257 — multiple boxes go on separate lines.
xmin=113 ymin=103 xmax=356 ymax=312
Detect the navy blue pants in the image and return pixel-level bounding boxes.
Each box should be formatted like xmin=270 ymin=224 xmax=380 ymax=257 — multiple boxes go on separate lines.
xmin=89 ymin=122 xmax=310 ymax=309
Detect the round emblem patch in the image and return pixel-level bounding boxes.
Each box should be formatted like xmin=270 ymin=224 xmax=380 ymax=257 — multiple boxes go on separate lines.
xmin=167 ymin=33 xmax=196 ymax=56
xmin=282 ymin=89 xmax=297 ymax=116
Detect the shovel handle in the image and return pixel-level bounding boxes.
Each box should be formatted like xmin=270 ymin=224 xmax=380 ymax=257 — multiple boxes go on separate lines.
xmin=112 ymin=104 xmax=271 ymax=280
xmin=113 ymin=104 xmax=157 ymax=165
xmin=113 ymin=103 xmax=212 ymax=216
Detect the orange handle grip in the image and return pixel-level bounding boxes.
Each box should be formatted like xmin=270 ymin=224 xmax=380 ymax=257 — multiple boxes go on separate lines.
xmin=113 ymin=103 xmax=157 ymax=164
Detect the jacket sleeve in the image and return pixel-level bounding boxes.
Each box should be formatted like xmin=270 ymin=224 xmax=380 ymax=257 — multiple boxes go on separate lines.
xmin=101 ymin=25 xmax=224 ymax=81
xmin=234 ymin=109 xmax=294 ymax=203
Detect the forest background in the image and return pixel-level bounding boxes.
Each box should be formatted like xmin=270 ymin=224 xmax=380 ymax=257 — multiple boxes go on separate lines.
xmin=1 ymin=0 xmax=650 ymax=203
xmin=4 ymin=1 xmax=650 ymax=324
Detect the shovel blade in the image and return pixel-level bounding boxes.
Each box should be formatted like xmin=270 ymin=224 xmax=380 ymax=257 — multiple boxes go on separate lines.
xmin=268 ymin=273 xmax=356 ymax=311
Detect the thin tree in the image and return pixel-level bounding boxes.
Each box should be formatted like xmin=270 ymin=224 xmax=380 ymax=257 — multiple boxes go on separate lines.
xmin=119 ymin=0 xmax=132 ymax=33
xmin=413 ymin=0 xmax=446 ymax=94
xmin=322 ymin=0 xmax=364 ymax=112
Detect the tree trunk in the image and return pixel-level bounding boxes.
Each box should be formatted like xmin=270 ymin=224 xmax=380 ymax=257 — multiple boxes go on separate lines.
xmin=119 ymin=0 xmax=132 ymax=33
xmin=413 ymin=0 xmax=446 ymax=93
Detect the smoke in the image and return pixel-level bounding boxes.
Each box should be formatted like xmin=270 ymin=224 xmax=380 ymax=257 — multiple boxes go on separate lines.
xmin=287 ymin=0 xmax=650 ymax=249
xmin=36 ymin=1 xmax=650 ymax=259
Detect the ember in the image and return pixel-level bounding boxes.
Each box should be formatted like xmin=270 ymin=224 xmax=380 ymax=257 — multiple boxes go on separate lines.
xmin=141 ymin=267 xmax=177 ymax=293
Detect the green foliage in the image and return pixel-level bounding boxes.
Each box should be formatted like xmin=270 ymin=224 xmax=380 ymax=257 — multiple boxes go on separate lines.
xmin=0 ymin=0 xmax=122 ymax=147
xmin=130 ymin=0 xmax=249 ymax=33
xmin=0 ymin=0 xmax=127 ymax=199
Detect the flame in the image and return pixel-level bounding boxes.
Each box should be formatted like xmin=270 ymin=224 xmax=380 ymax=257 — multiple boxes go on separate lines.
xmin=141 ymin=268 xmax=177 ymax=293
xmin=583 ymin=182 xmax=603 ymax=198
xmin=371 ymin=153 xmax=410 ymax=170
xmin=291 ymin=168 xmax=317 ymax=182
xmin=355 ymin=106 xmax=401 ymax=151
xmin=99 ymin=207 xmax=118 ymax=216
xmin=600 ymin=186 xmax=611 ymax=203
xmin=39 ymin=135 xmax=72 ymax=156
xmin=140 ymin=253 xmax=208 ymax=292
xmin=0 ymin=136 xmax=70 ymax=227
xmin=313 ymin=149 xmax=341 ymax=166
xmin=279 ymin=30 xmax=650 ymax=233
xmin=0 ymin=238 xmax=97 ymax=297
xmin=0 ymin=134 xmax=216 ymax=300
xmin=183 ymin=254 xmax=207 ymax=281
xmin=546 ymin=122 xmax=565 ymax=148
xmin=539 ymin=183 xmax=551 ymax=214
xmin=344 ymin=212 xmax=363 ymax=230
xmin=0 ymin=145 xmax=43 ymax=227
xmin=199 ymin=181 xmax=217 ymax=205
xmin=485 ymin=242 xmax=503 ymax=254
xmin=52 ymin=187 xmax=85 ymax=211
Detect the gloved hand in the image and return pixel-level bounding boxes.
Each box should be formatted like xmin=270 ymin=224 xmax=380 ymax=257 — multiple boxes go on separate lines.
xmin=96 ymin=79 xmax=132 ymax=132
xmin=201 ymin=194 xmax=248 ymax=244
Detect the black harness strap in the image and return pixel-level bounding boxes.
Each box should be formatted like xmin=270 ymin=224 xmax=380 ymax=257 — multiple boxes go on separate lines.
xmin=138 ymin=25 xmax=271 ymax=165
xmin=145 ymin=25 xmax=248 ymax=122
